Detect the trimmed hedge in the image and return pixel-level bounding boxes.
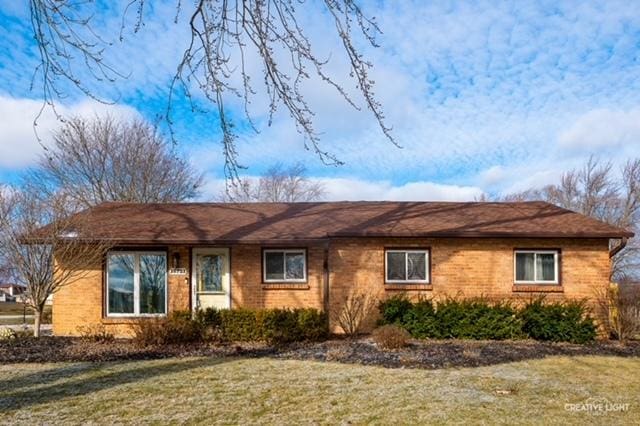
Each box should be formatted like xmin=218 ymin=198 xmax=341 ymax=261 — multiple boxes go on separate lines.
xmin=518 ymin=299 xmax=596 ymax=344
xmin=196 ymin=307 xmax=329 ymax=345
xmin=132 ymin=308 xmax=328 ymax=346
xmin=378 ymin=295 xmax=596 ymax=343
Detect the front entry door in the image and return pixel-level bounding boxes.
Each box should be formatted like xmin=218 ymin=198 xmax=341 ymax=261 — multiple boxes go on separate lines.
xmin=192 ymin=248 xmax=230 ymax=310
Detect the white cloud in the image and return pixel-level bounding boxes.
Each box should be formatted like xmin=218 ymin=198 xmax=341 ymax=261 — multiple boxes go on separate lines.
xmin=319 ymin=178 xmax=483 ymax=202
xmin=0 ymin=96 xmax=139 ymax=169
xmin=2 ymin=0 xmax=640 ymax=192
xmin=558 ymin=108 xmax=640 ymax=151
xmin=197 ymin=175 xmax=483 ymax=202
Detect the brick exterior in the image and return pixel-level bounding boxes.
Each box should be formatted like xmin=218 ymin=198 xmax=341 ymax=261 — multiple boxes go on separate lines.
xmin=52 ymin=238 xmax=611 ymax=337
xmin=328 ymin=238 xmax=611 ymax=332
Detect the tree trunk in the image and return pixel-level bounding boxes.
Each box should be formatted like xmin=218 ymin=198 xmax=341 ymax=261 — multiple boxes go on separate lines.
xmin=33 ymin=308 xmax=42 ymax=338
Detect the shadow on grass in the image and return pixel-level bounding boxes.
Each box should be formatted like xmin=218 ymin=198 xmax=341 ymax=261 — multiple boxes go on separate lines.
xmin=0 ymin=357 xmax=230 ymax=412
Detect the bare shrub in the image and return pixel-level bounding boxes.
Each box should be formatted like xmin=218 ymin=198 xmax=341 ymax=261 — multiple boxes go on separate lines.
xmin=131 ymin=318 xmax=167 ymax=347
xmin=331 ymin=288 xmax=377 ymax=337
xmin=131 ymin=311 xmax=203 ymax=347
xmin=599 ymin=283 xmax=640 ymax=340
xmin=372 ymin=325 xmax=410 ymax=350
xmin=76 ymin=324 xmax=114 ymax=343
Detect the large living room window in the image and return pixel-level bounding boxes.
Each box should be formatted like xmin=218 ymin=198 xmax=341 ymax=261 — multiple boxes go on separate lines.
xmin=385 ymin=249 xmax=430 ymax=283
xmin=263 ymin=249 xmax=307 ymax=282
xmin=514 ymin=250 xmax=559 ymax=284
xmin=106 ymin=251 xmax=167 ymax=316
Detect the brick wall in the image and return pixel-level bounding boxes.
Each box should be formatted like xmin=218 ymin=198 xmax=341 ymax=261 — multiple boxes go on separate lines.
xmin=52 ymin=245 xmax=191 ymax=337
xmin=230 ymin=245 xmax=325 ymax=310
xmin=328 ymin=237 xmax=611 ymax=332
xmin=52 ymin=238 xmax=611 ymax=336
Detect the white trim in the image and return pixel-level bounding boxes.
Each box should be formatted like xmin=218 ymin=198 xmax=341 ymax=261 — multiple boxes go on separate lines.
xmin=385 ymin=250 xmax=430 ymax=284
xmin=263 ymin=249 xmax=307 ymax=283
xmin=192 ymin=247 xmax=231 ymax=311
xmin=105 ymin=251 xmax=168 ymax=317
xmin=514 ymin=250 xmax=559 ymax=285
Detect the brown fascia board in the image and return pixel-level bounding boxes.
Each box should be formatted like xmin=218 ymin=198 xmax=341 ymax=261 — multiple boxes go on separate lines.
xmin=326 ymin=230 xmax=635 ymax=239
xmin=95 ymin=230 xmax=634 ymax=246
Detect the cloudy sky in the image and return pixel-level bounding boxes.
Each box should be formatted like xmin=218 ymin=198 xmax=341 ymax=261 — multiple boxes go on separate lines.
xmin=1 ymin=1 xmax=639 ymax=201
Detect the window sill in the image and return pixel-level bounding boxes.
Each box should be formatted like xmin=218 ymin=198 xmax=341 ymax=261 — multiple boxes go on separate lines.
xmin=385 ymin=283 xmax=433 ymax=291
xmin=512 ymin=284 xmax=563 ymax=293
xmin=262 ymin=283 xmax=310 ymax=290
xmin=102 ymin=316 xmax=166 ymax=324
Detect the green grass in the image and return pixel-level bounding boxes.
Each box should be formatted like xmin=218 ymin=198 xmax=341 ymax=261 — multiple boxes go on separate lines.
xmin=0 ymin=356 xmax=638 ymax=425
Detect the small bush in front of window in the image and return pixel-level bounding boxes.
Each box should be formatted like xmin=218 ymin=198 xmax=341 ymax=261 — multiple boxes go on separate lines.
xmin=76 ymin=324 xmax=115 ymax=343
xmin=435 ymin=299 xmax=523 ymax=340
xmin=518 ymin=298 xmax=596 ymax=344
xmin=296 ymin=308 xmax=329 ymax=341
xmin=400 ymin=299 xmax=438 ymax=338
xmin=372 ymin=325 xmax=411 ymax=350
xmin=131 ymin=311 xmax=203 ymax=347
xmin=131 ymin=318 xmax=167 ymax=347
xmin=220 ymin=308 xmax=262 ymax=342
xmin=378 ymin=294 xmax=413 ymax=325
xmin=260 ymin=309 xmax=302 ymax=345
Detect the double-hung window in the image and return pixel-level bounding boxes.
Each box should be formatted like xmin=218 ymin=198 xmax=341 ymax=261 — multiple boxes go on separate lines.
xmin=514 ymin=250 xmax=559 ymax=284
xmin=385 ymin=249 xmax=430 ymax=283
xmin=263 ymin=249 xmax=307 ymax=282
xmin=106 ymin=251 xmax=167 ymax=316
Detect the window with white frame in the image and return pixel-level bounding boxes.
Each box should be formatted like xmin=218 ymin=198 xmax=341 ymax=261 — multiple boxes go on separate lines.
xmin=514 ymin=250 xmax=559 ymax=284
xmin=385 ymin=250 xmax=429 ymax=283
xmin=106 ymin=251 xmax=167 ymax=316
xmin=263 ymin=249 xmax=307 ymax=282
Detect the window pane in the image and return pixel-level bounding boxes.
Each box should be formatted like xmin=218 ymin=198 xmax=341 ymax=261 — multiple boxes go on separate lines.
xmin=198 ymin=254 xmax=223 ymax=292
xmin=265 ymin=252 xmax=285 ymax=281
xmin=515 ymin=253 xmax=535 ymax=281
xmin=407 ymin=252 xmax=427 ymax=281
xmin=387 ymin=252 xmax=406 ymax=281
xmin=536 ymin=253 xmax=556 ymax=282
xmin=285 ymin=252 xmax=305 ymax=280
xmin=140 ymin=254 xmax=167 ymax=314
xmin=108 ymin=254 xmax=134 ymax=314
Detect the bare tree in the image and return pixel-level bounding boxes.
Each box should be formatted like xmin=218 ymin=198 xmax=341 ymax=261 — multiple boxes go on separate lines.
xmin=0 ymin=188 xmax=111 ymax=337
xmin=222 ymin=162 xmax=325 ymax=202
xmin=28 ymin=1 xmax=395 ymax=182
xmin=501 ymin=157 xmax=639 ymax=280
xmin=28 ymin=115 xmax=204 ymax=209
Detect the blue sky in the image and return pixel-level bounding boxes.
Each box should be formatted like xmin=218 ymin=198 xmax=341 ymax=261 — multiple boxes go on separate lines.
xmin=1 ymin=0 xmax=639 ymax=200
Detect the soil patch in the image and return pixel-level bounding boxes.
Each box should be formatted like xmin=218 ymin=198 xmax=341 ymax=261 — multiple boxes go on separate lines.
xmin=2 ymin=336 xmax=639 ymax=368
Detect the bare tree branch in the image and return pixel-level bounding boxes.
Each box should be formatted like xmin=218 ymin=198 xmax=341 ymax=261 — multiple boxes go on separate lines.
xmin=26 ymin=115 xmax=204 ymax=209
xmin=499 ymin=156 xmax=640 ymax=280
xmin=29 ymin=0 xmax=394 ymax=182
xmin=221 ymin=162 xmax=325 ymax=202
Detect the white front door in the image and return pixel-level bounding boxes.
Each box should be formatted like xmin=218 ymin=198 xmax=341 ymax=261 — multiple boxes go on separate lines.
xmin=191 ymin=248 xmax=230 ymax=311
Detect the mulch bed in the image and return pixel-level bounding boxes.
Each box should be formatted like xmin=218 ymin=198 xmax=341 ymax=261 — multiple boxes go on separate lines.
xmin=2 ymin=337 xmax=640 ymax=368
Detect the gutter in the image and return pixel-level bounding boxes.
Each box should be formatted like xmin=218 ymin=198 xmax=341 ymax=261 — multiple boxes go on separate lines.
xmin=609 ymin=237 xmax=628 ymax=259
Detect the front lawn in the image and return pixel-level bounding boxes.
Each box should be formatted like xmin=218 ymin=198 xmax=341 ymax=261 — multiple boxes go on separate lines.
xmin=0 ymin=355 xmax=637 ymax=424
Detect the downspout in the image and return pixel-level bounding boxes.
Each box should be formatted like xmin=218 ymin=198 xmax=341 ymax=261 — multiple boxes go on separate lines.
xmin=609 ymin=237 xmax=628 ymax=259
xmin=322 ymin=239 xmax=330 ymax=313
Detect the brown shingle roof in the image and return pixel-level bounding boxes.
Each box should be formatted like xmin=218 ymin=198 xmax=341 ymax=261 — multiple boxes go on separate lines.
xmin=70 ymin=201 xmax=633 ymax=244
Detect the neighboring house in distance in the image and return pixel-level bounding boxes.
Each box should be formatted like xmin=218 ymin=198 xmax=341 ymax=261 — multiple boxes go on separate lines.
xmin=51 ymin=201 xmax=633 ymax=336
xmin=0 ymin=283 xmax=26 ymax=303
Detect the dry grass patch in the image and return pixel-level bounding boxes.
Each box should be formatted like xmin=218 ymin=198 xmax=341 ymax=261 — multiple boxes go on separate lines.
xmin=0 ymin=356 xmax=638 ymax=425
